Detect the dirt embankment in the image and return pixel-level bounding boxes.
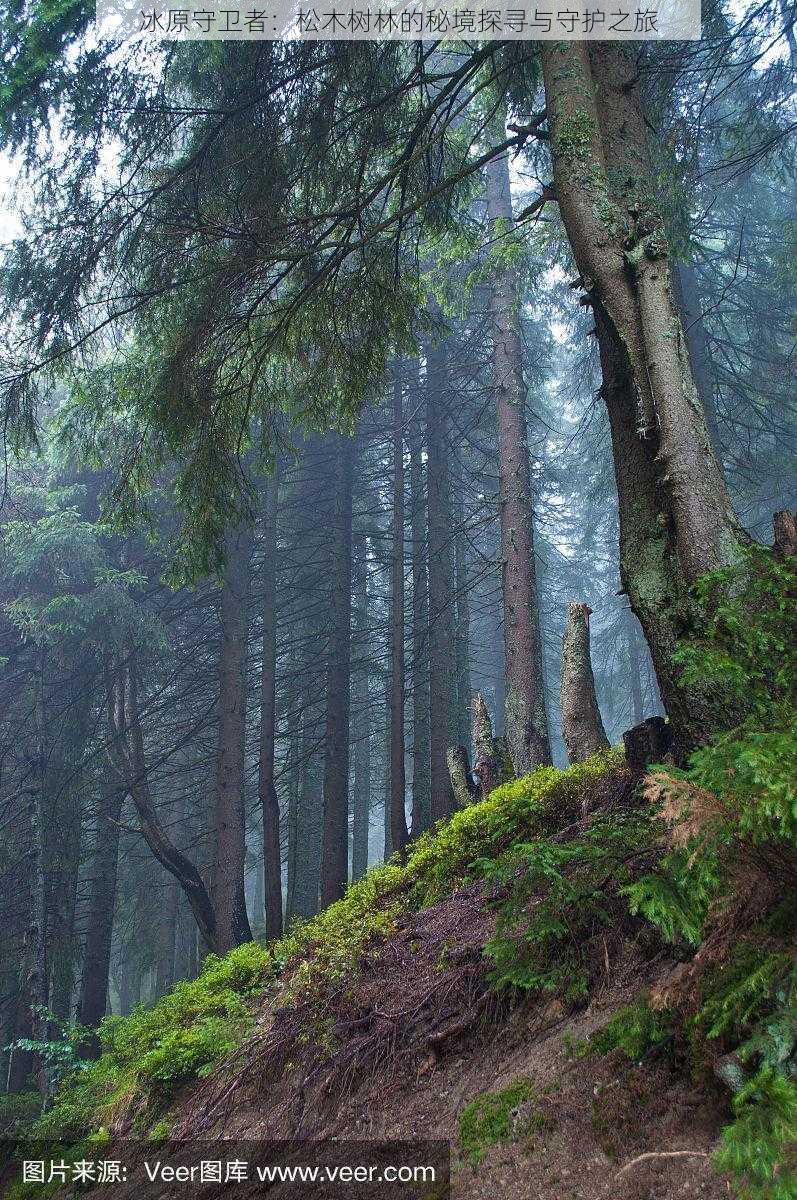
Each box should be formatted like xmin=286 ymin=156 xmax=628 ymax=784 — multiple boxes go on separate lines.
xmin=155 ymin=766 xmax=730 ymax=1199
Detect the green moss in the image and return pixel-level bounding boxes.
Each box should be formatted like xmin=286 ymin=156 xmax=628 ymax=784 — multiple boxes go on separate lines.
xmin=32 ymin=751 xmax=623 ymax=1142
xmin=552 ymin=110 xmax=595 ymax=162
xmin=30 ymin=941 xmax=273 ymax=1140
xmin=459 ymin=1077 xmax=541 ymax=1165
xmin=591 ymin=999 xmax=672 ymax=1062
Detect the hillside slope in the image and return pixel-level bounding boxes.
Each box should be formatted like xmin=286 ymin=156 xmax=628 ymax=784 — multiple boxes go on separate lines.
xmin=14 ymin=741 xmax=795 ymax=1200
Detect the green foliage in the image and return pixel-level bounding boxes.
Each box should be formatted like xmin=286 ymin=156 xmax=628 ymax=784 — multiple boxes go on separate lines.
xmin=674 ymin=548 xmax=795 ymax=717
xmin=29 ymin=942 xmax=272 ymax=1139
xmin=620 ymin=553 xmax=796 ymax=1200
xmin=6 ymin=1008 xmax=93 ymax=1092
xmin=476 ymin=808 xmax=649 ymax=1002
xmin=404 ymin=750 xmax=624 ymax=909
xmin=0 ymin=1093 xmax=41 ymax=1135
xmin=458 ymin=1078 xmax=539 ymax=1166
xmin=714 ymin=1068 xmax=797 ymax=1200
xmin=591 ymin=999 xmax=672 ymax=1062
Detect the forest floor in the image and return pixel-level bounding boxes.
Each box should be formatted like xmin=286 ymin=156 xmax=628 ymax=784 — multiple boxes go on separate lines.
xmin=141 ymin=767 xmax=733 ymax=1200
xmin=15 ymin=756 xmax=744 ymax=1200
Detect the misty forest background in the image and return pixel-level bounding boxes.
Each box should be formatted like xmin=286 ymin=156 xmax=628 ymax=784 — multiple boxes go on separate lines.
xmin=0 ymin=6 xmax=794 ymax=1093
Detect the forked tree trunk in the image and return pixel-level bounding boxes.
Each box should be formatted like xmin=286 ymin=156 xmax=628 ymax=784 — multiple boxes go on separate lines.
xmin=320 ymin=434 xmax=354 ymax=906
xmin=258 ymin=470 xmax=283 ymax=940
xmin=560 ymin=603 xmax=610 ymax=764
xmin=540 ymin=41 xmax=752 ymax=750
xmin=105 ymin=653 xmax=218 ymax=951
xmin=485 ymin=140 xmax=552 ymax=774
xmin=212 ymin=525 xmax=254 ymax=953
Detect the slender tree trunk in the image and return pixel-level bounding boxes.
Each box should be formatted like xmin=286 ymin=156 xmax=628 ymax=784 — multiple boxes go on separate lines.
xmin=625 ymin=607 xmax=645 ymax=727
xmin=212 ymin=525 xmax=254 ymax=953
xmin=78 ymin=772 xmax=124 ymax=1030
xmin=485 ymin=143 xmax=552 ymax=773
xmin=453 ymin=474 xmax=473 ymax=751
xmin=258 ymin=470 xmax=283 ymax=940
xmin=408 ymin=361 xmax=431 ymax=838
xmin=320 ymin=434 xmax=354 ymax=906
xmin=389 ymin=367 xmax=409 ymax=857
xmin=540 ymin=41 xmax=751 ymax=750
xmin=351 ymin=532 xmax=372 ymax=881
xmin=154 ymin=875 xmax=178 ymax=998
xmin=425 ymin=339 xmax=457 ymax=823
xmin=560 ymin=602 xmax=610 ymax=764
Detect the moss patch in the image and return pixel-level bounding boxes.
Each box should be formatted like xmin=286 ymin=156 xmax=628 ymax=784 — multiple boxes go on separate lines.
xmin=459 ymin=1077 xmax=547 ymax=1166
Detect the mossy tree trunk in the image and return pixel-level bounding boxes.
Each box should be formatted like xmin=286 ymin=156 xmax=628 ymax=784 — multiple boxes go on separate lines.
xmin=485 ymin=139 xmax=552 ymax=773
xmin=540 ymin=41 xmax=752 ymax=750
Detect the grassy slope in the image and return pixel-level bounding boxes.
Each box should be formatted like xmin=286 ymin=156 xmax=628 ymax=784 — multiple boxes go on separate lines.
xmin=32 ymin=750 xmax=624 ymax=1142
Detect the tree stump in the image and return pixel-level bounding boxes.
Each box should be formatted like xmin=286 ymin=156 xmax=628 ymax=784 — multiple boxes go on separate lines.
xmin=446 ymin=746 xmax=477 ymax=809
xmin=773 ymin=510 xmax=797 ymax=559
xmin=560 ymin=602 xmax=610 ymax=764
xmin=472 ymin=693 xmax=500 ymax=798
xmin=623 ymin=716 xmax=673 ymax=769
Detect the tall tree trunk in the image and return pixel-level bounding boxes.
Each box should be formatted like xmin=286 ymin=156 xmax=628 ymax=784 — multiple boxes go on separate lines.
xmin=78 ymin=772 xmax=124 ymax=1030
xmin=389 ymin=367 xmax=409 ymax=857
xmin=673 ymin=260 xmax=723 ymax=467
xmin=320 ymin=434 xmax=354 ymax=906
xmin=539 ymin=41 xmax=751 ymax=750
xmin=425 ymin=339 xmax=457 ymax=823
xmin=625 ymin=607 xmax=645 ymax=727
xmin=154 ymin=875 xmax=178 ymax=998
xmin=408 ymin=361 xmax=431 ymax=838
xmin=257 ymin=470 xmax=283 ymax=940
xmin=212 ymin=525 xmax=254 ymax=953
xmin=351 ymin=532 xmax=371 ymax=882
xmin=485 ymin=143 xmax=552 ymax=773
xmin=453 ymin=472 xmax=473 ymax=751
xmin=560 ymin=602 xmax=610 ymax=763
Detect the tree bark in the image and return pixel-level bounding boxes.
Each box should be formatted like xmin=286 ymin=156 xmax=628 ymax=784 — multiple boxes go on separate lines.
xmin=351 ymin=532 xmax=371 ymax=882
xmin=154 ymin=875 xmax=178 ymax=998
xmin=320 ymin=433 xmax=354 ymax=906
xmin=446 ymin=745 xmax=477 ymax=809
xmin=389 ymin=366 xmax=409 ymax=857
xmin=78 ymin=772 xmax=124 ymax=1030
xmin=408 ymin=361 xmax=431 ymax=837
xmin=540 ymin=41 xmax=752 ymax=750
xmin=560 ymin=602 xmax=610 ymax=764
xmin=471 ymin=693 xmax=500 ymax=798
xmin=485 ymin=139 xmax=552 ymax=774
xmin=425 ymin=339 xmax=457 ymax=823
xmin=212 ymin=525 xmax=254 ymax=953
xmin=257 ymin=469 xmax=283 ymax=940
